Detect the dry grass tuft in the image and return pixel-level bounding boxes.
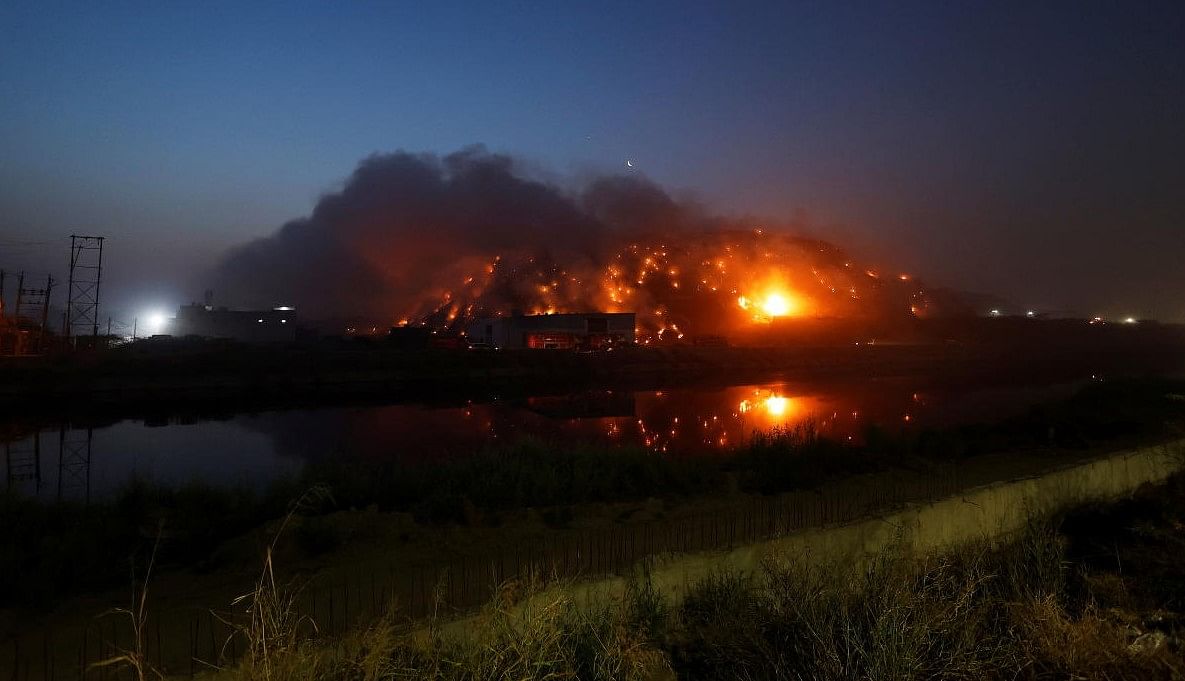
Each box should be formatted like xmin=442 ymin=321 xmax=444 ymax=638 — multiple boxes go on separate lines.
xmin=216 ymin=576 xmax=669 ymax=681
xmin=218 ymin=487 xmax=332 ymax=678
xmin=90 ymin=531 xmax=164 ymax=681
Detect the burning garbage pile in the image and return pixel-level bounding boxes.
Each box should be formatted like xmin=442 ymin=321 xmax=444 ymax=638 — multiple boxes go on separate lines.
xmin=213 ymin=147 xmax=948 ymax=340
xmin=412 ymin=229 xmax=935 ymax=341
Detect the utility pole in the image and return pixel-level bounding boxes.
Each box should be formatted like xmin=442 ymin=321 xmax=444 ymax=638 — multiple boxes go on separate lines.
xmin=66 ymin=235 xmax=105 ymax=344
xmin=38 ymin=276 xmax=53 ymax=350
xmin=11 ymin=272 xmax=53 ymax=354
xmin=14 ymin=272 xmax=24 ymax=321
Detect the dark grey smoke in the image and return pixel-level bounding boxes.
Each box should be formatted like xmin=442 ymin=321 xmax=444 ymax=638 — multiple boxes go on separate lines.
xmin=211 ymin=146 xmax=708 ymax=318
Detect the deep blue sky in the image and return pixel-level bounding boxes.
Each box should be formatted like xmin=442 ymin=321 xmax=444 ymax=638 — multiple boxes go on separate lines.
xmin=2 ymin=1 xmax=1182 ymax=324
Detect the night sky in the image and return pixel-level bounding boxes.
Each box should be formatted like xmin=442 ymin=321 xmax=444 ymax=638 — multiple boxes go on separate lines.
xmin=1 ymin=1 xmax=1182 ymax=324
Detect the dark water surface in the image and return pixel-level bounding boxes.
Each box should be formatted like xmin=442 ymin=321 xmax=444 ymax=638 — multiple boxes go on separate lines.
xmin=2 ymin=377 xmax=1083 ymax=502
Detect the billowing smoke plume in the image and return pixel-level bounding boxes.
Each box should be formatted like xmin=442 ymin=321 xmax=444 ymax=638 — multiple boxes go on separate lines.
xmin=212 ymin=146 xmax=949 ymax=336
xmin=214 ymin=147 xmax=601 ymax=315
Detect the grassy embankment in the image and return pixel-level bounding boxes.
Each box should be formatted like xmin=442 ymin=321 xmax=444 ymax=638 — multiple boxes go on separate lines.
xmin=206 ymin=469 xmax=1185 ymax=680
xmin=2 ymin=378 xmax=1182 ymax=616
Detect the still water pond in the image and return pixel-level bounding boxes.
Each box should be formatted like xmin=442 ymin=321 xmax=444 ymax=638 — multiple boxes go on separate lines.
xmin=2 ymin=378 xmax=1079 ymax=502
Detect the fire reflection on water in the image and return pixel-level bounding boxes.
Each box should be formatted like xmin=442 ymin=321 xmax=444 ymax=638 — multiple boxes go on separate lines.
xmin=290 ymin=381 xmax=949 ymax=461
xmin=626 ymin=386 xmax=838 ymax=454
xmin=286 ymin=382 xmax=908 ymax=461
xmin=1 ymin=381 xmax=1083 ymax=502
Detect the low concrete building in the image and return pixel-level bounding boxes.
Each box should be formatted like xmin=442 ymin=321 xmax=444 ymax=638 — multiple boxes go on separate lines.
xmin=467 ymin=312 xmax=635 ymax=350
xmin=170 ymin=304 xmax=298 ymax=343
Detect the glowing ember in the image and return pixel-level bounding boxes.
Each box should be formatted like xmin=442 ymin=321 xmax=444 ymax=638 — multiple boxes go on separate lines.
xmin=404 ymin=229 xmax=935 ymax=340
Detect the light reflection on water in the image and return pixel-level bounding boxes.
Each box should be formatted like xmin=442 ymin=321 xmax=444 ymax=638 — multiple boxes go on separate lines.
xmin=1 ymin=380 xmax=1079 ymax=501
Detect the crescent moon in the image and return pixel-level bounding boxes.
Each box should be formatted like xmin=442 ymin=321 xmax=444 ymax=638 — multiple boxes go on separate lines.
xmin=626 ymin=159 xmax=634 ymax=168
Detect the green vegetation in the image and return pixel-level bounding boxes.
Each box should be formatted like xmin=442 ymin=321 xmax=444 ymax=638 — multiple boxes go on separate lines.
xmin=312 ymin=440 xmax=724 ymax=522
xmin=207 ymin=474 xmax=1185 ymax=680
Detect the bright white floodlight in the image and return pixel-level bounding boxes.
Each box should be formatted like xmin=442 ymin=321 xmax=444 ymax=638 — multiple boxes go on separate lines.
xmin=146 ymin=312 xmax=168 ymax=335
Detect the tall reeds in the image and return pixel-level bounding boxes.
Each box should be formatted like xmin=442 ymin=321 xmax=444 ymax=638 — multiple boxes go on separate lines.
xmin=209 ymin=515 xmax=1184 ymax=680
xmin=221 ymin=487 xmax=331 ymax=679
